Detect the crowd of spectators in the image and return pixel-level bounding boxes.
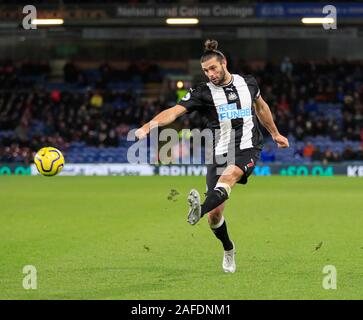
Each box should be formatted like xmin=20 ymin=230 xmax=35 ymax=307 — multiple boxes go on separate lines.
xmin=0 ymin=59 xmax=163 ymax=90
xmin=0 ymin=58 xmax=362 ymax=164
xmin=0 ymin=90 xmax=163 ymax=163
xmin=235 ymin=58 xmax=363 ymax=143
xmin=300 ymin=142 xmax=363 ymax=163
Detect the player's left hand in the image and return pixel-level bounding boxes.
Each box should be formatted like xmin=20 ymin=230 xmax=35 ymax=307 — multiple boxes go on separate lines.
xmin=135 ymin=126 xmax=149 ymax=140
xmin=273 ymin=134 xmax=289 ymax=148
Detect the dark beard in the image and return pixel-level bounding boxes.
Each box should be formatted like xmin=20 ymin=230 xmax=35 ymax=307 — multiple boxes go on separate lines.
xmin=214 ymin=69 xmax=227 ymax=86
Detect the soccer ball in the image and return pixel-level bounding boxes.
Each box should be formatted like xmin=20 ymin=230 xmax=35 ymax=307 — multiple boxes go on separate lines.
xmin=34 ymin=147 xmax=65 ymax=176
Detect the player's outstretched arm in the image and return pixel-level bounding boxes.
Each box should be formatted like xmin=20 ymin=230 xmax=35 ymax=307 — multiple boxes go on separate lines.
xmin=254 ymin=96 xmax=289 ymax=148
xmin=135 ymin=104 xmax=187 ymax=139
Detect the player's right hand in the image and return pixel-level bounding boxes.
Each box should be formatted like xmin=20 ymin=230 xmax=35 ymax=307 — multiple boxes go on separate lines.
xmin=135 ymin=126 xmax=149 ymax=140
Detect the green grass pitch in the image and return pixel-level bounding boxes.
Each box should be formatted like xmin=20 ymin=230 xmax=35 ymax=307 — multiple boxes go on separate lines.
xmin=0 ymin=176 xmax=362 ymax=300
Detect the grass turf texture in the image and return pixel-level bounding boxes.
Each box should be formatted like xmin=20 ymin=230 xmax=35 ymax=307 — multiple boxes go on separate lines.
xmin=0 ymin=176 xmax=362 ymax=300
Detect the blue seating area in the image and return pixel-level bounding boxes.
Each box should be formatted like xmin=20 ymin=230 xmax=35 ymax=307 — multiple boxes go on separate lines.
xmin=65 ymin=145 xmax=130 ymax=163
xmin=261 ymin=135 xmax=362 ymax=164
xmin=0 ymin=130 xmax=14 ymax=138
xmin=315 ymin=103 xmax=343 ymax=123
xmin=1 ymin=124 xmax=362 ymax=164
xmin=58 ymin=136 xmax=361 ymax=164
xmin=64 ymin=140 xmax=148 ymax=163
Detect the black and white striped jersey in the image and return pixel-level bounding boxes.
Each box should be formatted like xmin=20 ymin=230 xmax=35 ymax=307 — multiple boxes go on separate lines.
xmin=178 ymin=74 xmax=264 ymax=155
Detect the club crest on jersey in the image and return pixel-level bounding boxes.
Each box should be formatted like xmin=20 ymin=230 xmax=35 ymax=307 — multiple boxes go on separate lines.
xmin=216 ymin=103 xmax=252 ymax=121
xmin=227 ymin=92 xmax=238 ymax=101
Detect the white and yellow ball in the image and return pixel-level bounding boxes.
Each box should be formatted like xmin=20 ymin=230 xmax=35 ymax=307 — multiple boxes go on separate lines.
xmin=34 ymin=147 xmax=65 ymax=176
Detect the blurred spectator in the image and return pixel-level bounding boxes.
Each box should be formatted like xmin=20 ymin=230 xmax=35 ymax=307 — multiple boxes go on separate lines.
xmin=342 ymin=145 xmax=356 ymax=161
xmin=99 ymin=62 xmax=112 ymax=86
xmin=105 ymin=129 xmax=119 ymax=147
xmin=329 ymin=121 xmax=341 ymax=140
xmin=277 ymin=94 xmax=290 ymax=114
xmin=322 ymin=149 xmax=341 ymax=164
xmin=63 ymin=61 xmax=79 ymax=83
xmin=14 ymin=119 xmax=29 ymax=142
xmin=356 ymin=145 xmax=363 ymax=161
xmin=50 ymin=90 xmax=61 ymax=103
xmin=303 ymin=142 xmax=315 ymax=158
xmin=280 ymin=56 xmax=293 ymax=77
xmin=311 ymin=147 xmax=323 ymax=162
xmin=261 ymin=145 xmax=276 ymax=162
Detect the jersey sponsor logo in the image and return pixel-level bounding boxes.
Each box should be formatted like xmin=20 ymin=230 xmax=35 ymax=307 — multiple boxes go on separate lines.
xmin=217 ymin=103 xmax=251 ymax=121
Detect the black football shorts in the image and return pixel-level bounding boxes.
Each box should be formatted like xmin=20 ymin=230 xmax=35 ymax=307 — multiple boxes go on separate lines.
xmin=206 ymin=147 xmax=261 ymax=192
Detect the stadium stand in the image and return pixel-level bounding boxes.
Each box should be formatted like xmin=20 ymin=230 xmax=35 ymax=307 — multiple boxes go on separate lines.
xmin=0 ymin=59 xmax=362 ymax=164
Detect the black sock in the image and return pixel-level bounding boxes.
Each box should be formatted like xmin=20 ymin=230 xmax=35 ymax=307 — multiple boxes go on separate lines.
xmin=201 ymin=187 xmax=229 ymax=217
xmin=211 ymin=218 xmax=233 ymax=251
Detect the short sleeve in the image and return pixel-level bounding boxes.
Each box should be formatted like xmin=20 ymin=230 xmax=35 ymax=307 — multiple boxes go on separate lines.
xmin=178 ymin=86 xmax=204 ymax=113
xmin=244 ymin=75 xmax=260 ymax=101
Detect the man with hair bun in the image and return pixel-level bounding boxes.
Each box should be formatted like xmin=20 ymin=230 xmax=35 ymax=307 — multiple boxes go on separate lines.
xmin=136 ymin=39 xmax=289 ymax=273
